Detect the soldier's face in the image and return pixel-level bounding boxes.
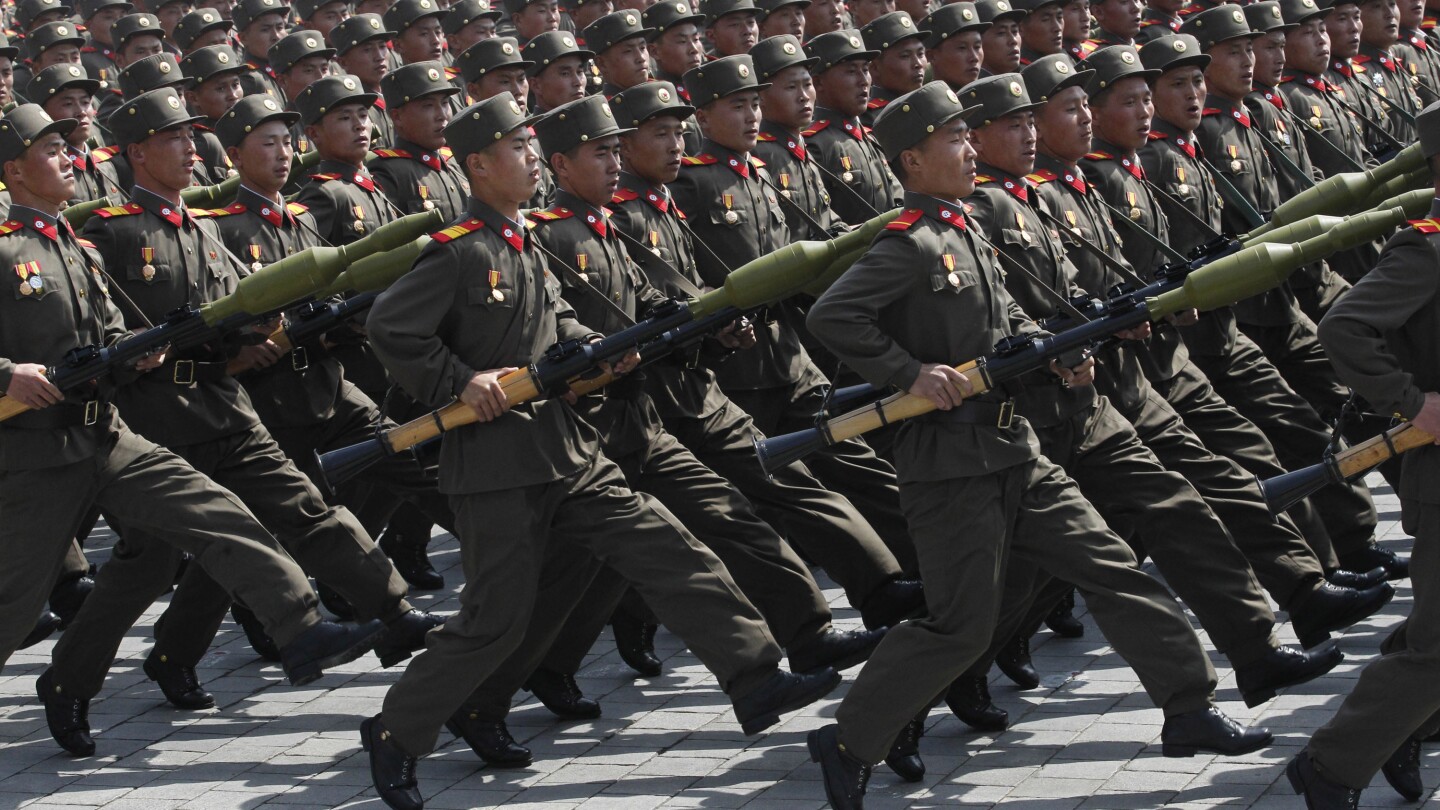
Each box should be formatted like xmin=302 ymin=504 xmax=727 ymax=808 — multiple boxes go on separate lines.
xmin=448 ymin=16 xmax=497 ymax=54
xmin=814 ymin=57 xmax=872 ymax=117
xmin=618 ymin=115 xmax=685 ymax=182
xmin=1286 ymin=18 xmax=1330 ymax=72
xmin=132 ymin=125 xmax=198 ymax=192
xmin=929 ymin=31 xmax=983 ymax=87
xmin=9 ymin=133 xmax=76 ymax=207
xmin=595 ymin=36 xmax=651 ymax=89
xmin=0 ymin=58 xmax=12 ymax=106
xmin=654 ymin=23 xmax=704 ymax=76
xmin=760 ymin=64 xmax=815 ymax=131
xmin=1397 ymin=0 xmax=1423 ymax=27
xmin=1253 ymin=30 xmax=1286 ymax=86
xmin=804 ymin=0 xmax=845 ymax=36
xmin=513 ymin=0 xmax=560 ymax=39
xmin=981 ymin=19 xmax=1022 ymax=73
xmin=874 ymin=38 xmax=927 ymax=93
xmin=199 ymin=0 xmax=237 ymax=18
xmin=281 ymin=54 xmax=331 ymax=99
xmin=1092 ymin=75 xmax=1152 ymax=150
xmin=158 ymin=1 xmax=196 ymax=37
xmin=471 ymin=65 xmax=530 ymax=107
xmin=1359 ymin=0 xmax=1399 ymax=46
xmin=338 ymin=38 xmax=391 ymax=88
xmin=36 ymin=44 xmax=83 ymax=70
xmin=88 ymin=6 xmax=127 ymax=42
xmin=904 ymin=118 xmax=976 ymax=198
xmin=569 ymin=0 xmax=614 ymax=29
xmin=1204 ymin=37 xmax=1255 ymax=101
xmin=696 ymin=89 xmax=761 ymax=152
xmin=973 ymin=110 xmax=1037 ymax=177
xmin=707 ymin=11 xmax=759 ymax=56
xmin=1151 ymin=65 xmax=1203 ymax=131
xmin=847 ymin=0 xmax=893 ymax=27
xmin=1323 ymin=4 xmax=1362 ymax=58
xmin=311 ymin=102 xmax=373 ymax=163
xmin=307 ymin=1 xmax=351 ymax=40
xmin=532 ymin=54 xmax=589 ymax=110
xmin=1094 ymin=0 xmax=1142 ymax=37
xmin=27 ymin=10 xmax=67 ymax=29
xmin=1034 ymin=85 xmax=1092 ymax=162
xmin=398 ymin=17 xmax=446 ymax=62
xmin=186 ymin=27 xmax=231 ymax=50
xmin=553 ymin=134 xmax=621 ymax=205
xmin=1021 ymin=3 xmax=1065 ymax=55
xmin=189 ymin=72 xmax=244 ymax=119
xmin=393 ymin=93 xmax=453 ymax=150
xmin=241 ymin=13 xmax=289 ymax=57
xmin=760 ymin=4 xmax=806 ymax=38
xmin=232 ymin=119 xmax=293 ymax=193
xmin=1061 ymin=0 xmax=1090 ymax=41
xmin=472 ymin=127 xmax=541 ymax=205
xmin=46 ymin=88 xmax=96 ymax=145
xmin=118 ymin=34 xmax=166 ymax=68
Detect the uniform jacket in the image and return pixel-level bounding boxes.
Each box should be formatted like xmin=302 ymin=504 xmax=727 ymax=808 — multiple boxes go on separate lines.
xmin=369 ymin=138 xmax=472 ymax=220
xmin=802 ymin=105 xmax=903 ymax=226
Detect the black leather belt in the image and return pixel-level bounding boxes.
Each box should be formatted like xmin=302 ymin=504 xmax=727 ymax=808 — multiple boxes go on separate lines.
xmin=161 ymin=358 xmax=230 ymax=385
xmin=931 ymin=397 xmax=1016 ymax=428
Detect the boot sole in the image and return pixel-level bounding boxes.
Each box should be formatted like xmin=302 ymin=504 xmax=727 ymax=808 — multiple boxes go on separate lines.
xmin=286 ymin=626 xmax=384 ymax=686
xmin=143 ymin=660 xmax=216 ymax=710
xmin=1295 ymin=585 xmax=1396 ymax=647
xmin=792 ymin=639 xmax=883 ymax=675
xmin=884 ymin=754 xmax=925 ymax=783
xmin=1162 ymin=729 xmax=1272 ymax=758
xmin=444 ymin=720 xmax=534 ymax=768
xmin=739 ymin=670 xmax=842 ymax=735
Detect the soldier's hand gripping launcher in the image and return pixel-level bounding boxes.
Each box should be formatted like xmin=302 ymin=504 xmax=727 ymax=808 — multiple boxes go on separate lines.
xmin=753 ymin=203 xmax=1415 ymax=475
xmin=313 ymin=209 xmax=901 ymax=493
xmin=0 ymin=211 xmax=443 ymax=424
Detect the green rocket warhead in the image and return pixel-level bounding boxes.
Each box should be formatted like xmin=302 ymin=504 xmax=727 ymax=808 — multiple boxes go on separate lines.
xmin=1246 ymin=142 xmax=1424 ymax=238
xmin=1242 ymin=189 xmax=1434 ymax=247
xmin=202 ymin=208 xmax=445 ymax=324
xmin=688 ymin=208 xmax=900 ymax=317
xmin=1152 ymin=205 xmax=1413 ymax=318
xmin=324 ymin=236 xmax=431 ymax=295
xmin=60 ymin=197 xmax=111 ymax=228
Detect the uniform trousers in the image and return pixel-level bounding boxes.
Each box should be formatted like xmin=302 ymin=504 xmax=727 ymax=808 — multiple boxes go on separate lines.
xmin=1308 ymin=497 xmax=1440 ymax=788
xmin=836 ymin=450 xmax=1218 ymax=764
xmin=458 ymin=427 xmax=831 ymax=722
xmin=51 ymin=424 xmax=408 ymax=699
xmin=0 ymin=423 xmax=319 ymax=669
xmin=379 ymin=451 xmax=783 ymax=757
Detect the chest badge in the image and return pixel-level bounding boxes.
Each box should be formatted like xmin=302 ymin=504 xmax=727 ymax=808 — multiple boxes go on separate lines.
xmin=141 ymin=246 xmax=156 ymax=280
xmin=15 ymin=261 xmax=41 ymax=295
xmin=488 ymin=268 xmax=505 ymax=302
xmin=576 ymin=253 xmax=590 ymax=283
xmin=943 ymin=254 xmax=960 ymax=287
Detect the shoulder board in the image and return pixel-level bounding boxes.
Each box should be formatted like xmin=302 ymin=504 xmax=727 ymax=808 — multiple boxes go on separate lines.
xmin=756 ymin=132 xmax=777 ymax=142
xmin=371 ymin=148 xmax=413 ymax=159
xmin=445 ymin=65 xmax=460 ymax=80
xmin=802 ymin=120 xmax=831 ymax=136
xmin=438 ymin=146 xmax=454 ymax=159
xmin=681 ymin=154 xmax=718 ymax=166
xmin=286 ymin=201 xmax=309 ymax=215
xmin=81 ymin=44 xmax=97 ymax=52
xmin=611 ymin=188 xmax=640 ymax=203
xmin=1025 ymin=170 xmax=1058 ymax=184
xmin=1410 ymin=218 xmax=1440 ymax=234
xmin=206 ymin=203 xmax=245 ymax=217
xmin=885 ymin=209 xmax=925 ymax=231
xmin=93 ymin=145 xmax=118 ymax=162
xmin=1352 ymin=53 xmax=1373 ymax=63
xmin=1147 ymin=130 xmax=1169 ymax=139
xmin=432 ymin=219 xmax=485 ymax=243
xmin=1083 ymin=150 xmax=1115 ymax=160
xmin=866 ymin=97 xmax=888 ymax=110
xmin=527 ymin=208 xmax=574 ymax=222
xmin=974 ymin=174 xmax=996 ymax=185
xmin=94 ymin=202 xmax=143 ymax=218
xmin=189 ymin=208 xmax=217 ymax=218
xmin=749 ymin=155 xmax=765 ymax=168
xmin=0 ymin=220 xmax=23 ymax=236
xmin=1201 ymin=107 xmax=1223 ymax=116
xmin=963 ymin=202 xmax=974 ymax=214
xmin=310 ymin=172 xmax=343 ymax=181
xmin=1077 ymin=40 xmax=1100 ymax=56
xmin=76 ymin=237 xmax=97 ymax=249
xmin=1353 ymin=62 xmax=1368 ymax=72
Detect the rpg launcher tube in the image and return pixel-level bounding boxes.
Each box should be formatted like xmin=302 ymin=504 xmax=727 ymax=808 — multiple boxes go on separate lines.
xmin=60 ymin=197 xmax=111 ymax=228
xmin=1247 ymin=142 xmax=1422 ymax=238
xmin=324 ymin=236 xmax=431 ymax=295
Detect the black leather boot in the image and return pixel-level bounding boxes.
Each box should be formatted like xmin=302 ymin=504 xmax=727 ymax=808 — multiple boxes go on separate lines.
xmin=995 ymin=631 xmax=1039 ymax=690
xmin=525 ymin=669 xmax=601 ymax=720
xmin=1234 ymin=642 xmax=1343 ymax=708
xmin=884 ymin=712 xmax=926 ymax=783
xmin=144 ymin=653 xmax=216 ymax=710
xmin=37 ymin=668 xmax=94 ymax=756
xmin=788 ymin=626 xmax=886 ymax=674
xmin=733 ymin=667 xmax=841 ymax=735
xmin=280 ymin=619 xmax=385 ymax=686
xmin=230 ymin=603 xmax=282 ymax=662
xmin=1287 ymin=750 xmax=1361 ymax=809
xmin=808 ymin=724 xmax=870 ymax=810
xmin=22 ymin=611 xmax=61 ymax=649
xmin=1291 ymin=581 xmax=1395 ymax=648
xmin=1338 ymin=545 xmax=1408 ymax=581
xmin=611 ymin=610 xmax=661 ymax=677
xmin=859 ymin=579 xmax=925 ymax=631
xmin=361 ymin=715 xmax=423 ymax=810
xmin=945 ymin=674 xmax=1008 ymax=732
xmin=1381 ymin=736 xmax=1423 ymax=801
xmin=50 ymin=573 xmax=94 ymax=629
xmin=1160 ymin=707 xmax=1272 ymax=757
xmin=374 ymin=610 xmax=445 ymax=668
xmin=1044 ymin=588 xmax=1084 ymax=638
xmin=380 ymin=528 xmax=443 ymax=591
xmin=446 ymin=711 xmax=533 ymax=768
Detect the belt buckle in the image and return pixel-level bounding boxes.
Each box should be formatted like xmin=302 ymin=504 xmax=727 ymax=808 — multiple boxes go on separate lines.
xmin=83 ymin=400 xmax=100 ymax=426
xmin=291 ymin=346 xmax=309 ymax=372
xmin=173 ymin=359 xmax=195 ymax=385
xmin=996 ymin=399 xmax=1015 ymax=429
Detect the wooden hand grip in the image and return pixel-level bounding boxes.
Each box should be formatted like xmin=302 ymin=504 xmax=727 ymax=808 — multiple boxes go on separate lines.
xmin=1335 ymin=422 xmax=1435 ymax=479
xmin=0 ymin=394 xmax=32 ymax=422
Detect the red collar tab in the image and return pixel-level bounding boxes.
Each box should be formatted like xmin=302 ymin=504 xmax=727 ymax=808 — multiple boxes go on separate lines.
xmin=1263 ymin=90 xmax=1285 ymax=109
xmin=840 ymin=118 xmax=865 ymax=141
xmin=1204 ymin=106 xmax=1250 ymax=127
xmin=1331 ymin=59 xmax=1354 ymax=77
xmin=936 ymin=205 xmax=967 ymax=230
xmin=886 ymin=209 xmax=924 ymax=231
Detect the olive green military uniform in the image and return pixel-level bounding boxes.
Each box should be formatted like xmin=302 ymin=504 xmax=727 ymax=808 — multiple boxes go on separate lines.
xmin=857 ymin=13 xmax=923 ymax=128
xmin=50 ymin=89 xmax=413 ymax=701
xmin=670 ymin=75 xmax=917 ymax=572
xmin=369 ymin=140 xmax=468 ymax=221
xmin=367 ymin=113 xmax=786 ymax=755
xmin=1395 ymin=24 xmax=1440 ymax=106
xmin=25 ymin=63 xmax=127 ymax=204
xmin=810 ymin=171 xmax=1217 ymax=767
xmin=753 ymin=121 xmax=841 ymax=238
xmin=641 ymin=0 xmax=705 ymax=153
xmin=0 ymin=178 xmax=323 ymax=668
xmin=1308 ymin=195 xmax=1440 ymax=790
xmin=239 ymin=48 xmax=288 ymax=100
xmin=95 ymin=52 xmax=234 ymax=186
xmin=1137 ymin=6 xmax=1181 ymax=42
xmin=331 ymin=15 xmax=403 ymax=149
xmin=1353 ymin=42 xmax=1421 ymax=145
xmin=1325 ymin=56 xmax=1394 ymax=160
xmin=80 ymin=37 xmax=120 ymax=91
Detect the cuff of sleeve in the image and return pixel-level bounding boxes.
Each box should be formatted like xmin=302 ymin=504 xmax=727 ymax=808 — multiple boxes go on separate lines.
xmin=450 ymin=360 xmax=477 ymax=399
xmin=1399 ymin=386 xmax=1427 ymax=421
xmin=890 ymin=359 xmax=923 ymax=393
xmin=0 ymin=360 xmax=15 ymax=394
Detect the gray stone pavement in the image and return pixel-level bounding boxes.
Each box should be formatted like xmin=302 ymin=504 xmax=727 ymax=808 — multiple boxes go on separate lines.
xmin=1 ymin=473 xmax=1432 ymax=809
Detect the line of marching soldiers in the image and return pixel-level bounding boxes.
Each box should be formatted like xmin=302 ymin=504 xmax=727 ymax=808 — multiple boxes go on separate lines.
xmin=1 ymin=0 xmax=1439 ymax=807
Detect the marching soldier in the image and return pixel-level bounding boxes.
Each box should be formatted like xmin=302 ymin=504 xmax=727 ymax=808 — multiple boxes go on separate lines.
xmin=523 ymin=29 xmax=592 ymax=113
xmin=234 ymin=0 xmax=290 ymax=100
xmin=0 ymin=103 xmax=384 ymax=746
xmin=503 ymin=0 xmax=562 ymax=45
xmin=1325 ymin=0 xmax=1397 ymax=158
xmin=443 ymin=0 xmax=503 ymax=61
xmin=384 ymin=0 xmax=450 ymax=68
xmin=1137 ymin=0 xmax=1183 ymax=42
xmin=181 ymin=44 xmax=246 ymax=134
xmin=0 ymin=35 xmax=22 ymax=113
xmin=1018 ymin=0 xmax=1067 ymax=63
xmin=173 ymin=8 xmax=232 ymax=55
xmin=859 ymin=11 xmax=928 ymax=126
xmin=27 ymin=64 xmax=125 ymax=203
xmin=1396 ymin=0 xmax=1440 ymax=104
xmin=702 ymin=0 xmax=762 ymax=57
xmin=1292 ymin=101 xmax=1440 ymax=810
xmin=753 ymin=35 xmax=843 ymax=239
xmin=1085 ymin=0 xmax=1143 ymax=52
xmin=586 ymin=9 xmax=653 ymax=97
xmin=293 ymin=76 xmax=399 ymax=248
xmin=359 ymin=92 xmax=843 ymax=810
xmin=759 ymin=0 xmax=809 ymax=37
xmin=293 ymin=0 xmax=352 ymax=46
xmin=456 ymin=36 xmax=531 ymax=109
xmin=804 ymin=81 xmax=1270 ymax=810
xmin=672 ymin=55 xmax=920 ymax=571
xmin=269 ymin=29 xmax=335 ymax=114
xmin=1354 ymin=0 xmax=1423 ymax=142
xmin=642 ymin=0 xmax=705 ymax=152
xmin=370 ymin=62 xmax=469 ymax=219
xmin=16 ymin=21 xmax=86 ymax=95
xmin=977 ymin=0 xmax=1026 ymax=74
xmin=924 ymin=2 xmax=988 ymax=89
xmin=78 ymin=0 xmax=133 ymax=92
xmin=331 ymin=14 xmax=399 ymax=148
xmin=1062 ymin=0 xmax=1092 ymax=61
xmin=803 ymin=31 xmax=904 ymax=226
